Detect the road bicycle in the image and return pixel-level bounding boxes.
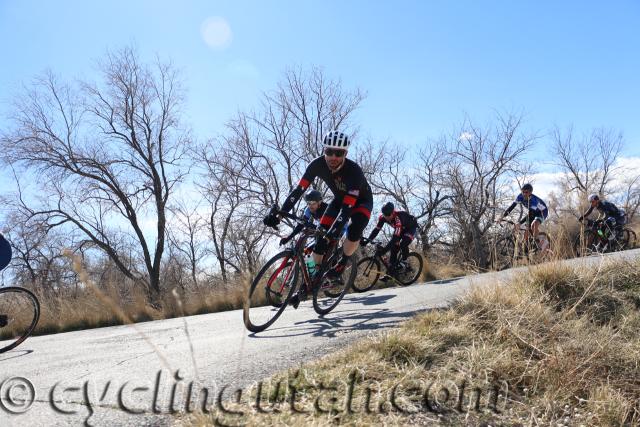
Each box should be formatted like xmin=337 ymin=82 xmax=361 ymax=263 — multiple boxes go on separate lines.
xmin=352 ymin=237 xmax=423 ymax=292
xmin=490 ymin=219 xmax=552 ymax=270
xmin=0 ymin=287 xmax=41 ymax=353
xmin=243 ymin=210 xmax=356 ymax=333
xmin=573 ymin=218 xmax=637 ymax=257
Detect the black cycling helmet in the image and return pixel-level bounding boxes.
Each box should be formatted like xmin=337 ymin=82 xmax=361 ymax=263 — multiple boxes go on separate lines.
xmin=304 ymin=190 xmax=323 ymax=202
xmin=521 ymin=183 xmax=533 ymax=192
xmin=381 ymin=202 xmax=395 ymax=216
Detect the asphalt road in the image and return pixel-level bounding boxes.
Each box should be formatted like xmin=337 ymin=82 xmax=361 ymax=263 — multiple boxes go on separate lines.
xmin=1 ymin=248 xmax=639 ymax=426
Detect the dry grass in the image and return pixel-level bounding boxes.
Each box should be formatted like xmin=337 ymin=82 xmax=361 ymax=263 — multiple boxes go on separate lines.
xmin=187 ymin=257 xmax=640 ymax=426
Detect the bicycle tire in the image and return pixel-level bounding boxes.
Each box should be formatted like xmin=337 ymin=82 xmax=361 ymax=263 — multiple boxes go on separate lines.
xmin=313 ymin=255 xmax=356 ymax=316
xmin=395 ymin=252 xmax=423 ymax=286
xmin=573 ymin=230 xmax=600 ymax=257
xmin=490 ymin=236 xmax=515 ymax=270
xmin=243 ymin=251 xmax=299 ymax=333
xmin=352 ymin=256 xmax=381 ymax=292
xmin=0 ymin=287 xmax=40 ymax=353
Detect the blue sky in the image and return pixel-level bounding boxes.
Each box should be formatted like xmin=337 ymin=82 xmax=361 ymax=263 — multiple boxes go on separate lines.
xmin=1 ymin=0 xmax=639 ymax=165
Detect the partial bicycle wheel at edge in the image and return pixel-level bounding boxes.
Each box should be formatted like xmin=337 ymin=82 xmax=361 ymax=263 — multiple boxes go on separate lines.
xmin=313 ymin=256 xmax=356 ymax=316
xmin=395 ymin=252 xmax=423 ymax=286
xmin=243 ymin=251 xmax=299 ymax=333
xmin=0 ymin=287 xmax=40 ymax=353
xmin=352 ymin=256 xmax=381 ymax=292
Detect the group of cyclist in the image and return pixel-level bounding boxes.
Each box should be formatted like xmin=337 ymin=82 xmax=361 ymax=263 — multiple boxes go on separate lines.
xmin=263 ymin=129 xmax=630 ymax=307
xmin=0 ymin=130 xmax=628 ymax=301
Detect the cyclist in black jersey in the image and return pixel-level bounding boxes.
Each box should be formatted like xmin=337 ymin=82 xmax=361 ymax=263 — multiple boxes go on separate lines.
xmin=263 ymin=130 xmax=373 ymax=307
xmin=579 ymin=194 xmax=626 ymax=240
xmin=362 ymin=202 xmax=418 ymax=279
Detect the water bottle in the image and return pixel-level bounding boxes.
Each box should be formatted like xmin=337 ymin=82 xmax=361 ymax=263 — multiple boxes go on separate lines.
xmin=304 ymin=254 xmax=316 ymax=274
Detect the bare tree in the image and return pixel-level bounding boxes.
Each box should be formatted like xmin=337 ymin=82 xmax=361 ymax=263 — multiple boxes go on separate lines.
xmin=0 ymin=47 xmax=189 ymax=301
xmin=167 ymin=198 xmax=209 ymax=290
xmin=440 ymin=112 xmax=534 ymax=268
xmin=552 ymin=126 xmax=624 ymax=198
xmin=196 ymin=67 xmax=366 ymax=279
xmin=367 ymin=144 xmax=451 ymax=252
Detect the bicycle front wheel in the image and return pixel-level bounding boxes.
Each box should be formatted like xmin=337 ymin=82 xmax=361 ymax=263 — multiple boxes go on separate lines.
xmin=0 ymin=287 xmax=40 ymax=353
xmin=243 ymin=251 xmax=299 ymax=333
xmin=396 ymin=252 xmax=423 ymax=286
xmin=352 ymin=256 xmax=381 ymax=292
xmin=574 ymin=231 xmax=599 ymax=257
xmin=490 ymin=236 xmax=515 ymax=270
xmin=313 ymin=255 xmax=356 ymax=316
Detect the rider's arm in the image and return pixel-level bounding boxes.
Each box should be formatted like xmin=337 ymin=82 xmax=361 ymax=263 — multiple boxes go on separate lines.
xmin=579 ymin=205 xmax=594 ymax=221
xmin=280 ymin=161 xmax=319 ymax=213
xmin=367 ymin=215 xmax=385 ymax=241
xmin=502 ymin=201 xmax=518 ymax=218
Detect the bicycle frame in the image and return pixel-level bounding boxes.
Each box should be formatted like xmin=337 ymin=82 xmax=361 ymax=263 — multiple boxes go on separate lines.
xmin=275 ymin=211 xmax=339 ymax=295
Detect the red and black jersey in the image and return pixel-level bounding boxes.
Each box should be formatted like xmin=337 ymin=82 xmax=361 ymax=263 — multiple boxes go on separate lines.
xmin=368 ymin=210 xmax=418 ymax=242
xmin=297 ymin=156 xmax=373 ymax=206
xmin=281 ymin=156 xmax=373 ymax=237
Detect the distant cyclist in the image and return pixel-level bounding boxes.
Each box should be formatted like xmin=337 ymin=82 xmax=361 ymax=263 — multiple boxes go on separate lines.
xmin=263 ymin=130 xmax=373 ymax=307
xmin=278 ymin=190 xmax=328 ymax=246
xmin=499 ymin=183 xmax=548 ymax=243
xmin=363 ymin=202 xmax=418 ymax=280
xmin=578 ymin=194 xmax=626 ymax=240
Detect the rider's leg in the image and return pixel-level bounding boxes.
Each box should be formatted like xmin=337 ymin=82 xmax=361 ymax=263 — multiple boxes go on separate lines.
xmin=531 ymin=219 xmax=540 ymax=240
xmin=327 ymin=203 xmax=371 ymax=278
xmin=313 ymin=199 xmax=341 ymax=265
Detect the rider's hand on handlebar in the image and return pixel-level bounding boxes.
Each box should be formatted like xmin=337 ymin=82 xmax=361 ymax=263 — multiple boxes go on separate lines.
xmin=263 ymin=204 xmax=281 ymax=228
xmin=263 ymin=213 xmax=280 ymax=228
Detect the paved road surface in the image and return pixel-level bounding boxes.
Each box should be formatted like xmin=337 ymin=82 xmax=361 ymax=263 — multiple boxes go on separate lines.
xmin=1 ymin=249 xmax=638 ymax=426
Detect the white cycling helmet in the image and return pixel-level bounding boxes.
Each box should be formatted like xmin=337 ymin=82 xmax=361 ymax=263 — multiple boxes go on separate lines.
xmin=323 ymin=130 xmax=350 ymax=149
xmin=588 ymin=193 xmax=599 ymax=202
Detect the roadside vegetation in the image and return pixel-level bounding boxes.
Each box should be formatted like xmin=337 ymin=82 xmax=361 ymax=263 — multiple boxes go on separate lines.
xmin=190 ymin=257 xmax=640 ymax=426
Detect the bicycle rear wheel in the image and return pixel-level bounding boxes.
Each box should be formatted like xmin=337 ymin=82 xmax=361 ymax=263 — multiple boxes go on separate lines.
xmin=0 ymin=287 xmax=40 ymax=353
xmin=313 ymin=255 xmax=356 ymax=316
xmin=243 ymin=251 xmax=299 ymax=333
xmin=352 ymin=256 xmax=380 ymax=292
xmin=395 ymin=252 xmax=423 ymax=286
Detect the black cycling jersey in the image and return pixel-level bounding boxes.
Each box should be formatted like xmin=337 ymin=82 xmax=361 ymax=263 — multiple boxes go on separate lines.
xmin=583 ymin=200 xmax=623 ymax=219
xmin=281 ymin=156 xmax=373 ymax=237
xmin=368 ymin=211 xmax=418 ymax=243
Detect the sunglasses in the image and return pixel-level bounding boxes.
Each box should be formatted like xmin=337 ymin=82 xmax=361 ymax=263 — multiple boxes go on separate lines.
xmin=324 ymin=148 xmax=346 ymax=158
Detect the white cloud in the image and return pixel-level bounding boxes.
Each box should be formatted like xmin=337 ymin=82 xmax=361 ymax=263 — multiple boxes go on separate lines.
xmin=200 ymin=16 xmax=232 ymax=50
xmin=458 ymin=132 xmax=473 ymax=142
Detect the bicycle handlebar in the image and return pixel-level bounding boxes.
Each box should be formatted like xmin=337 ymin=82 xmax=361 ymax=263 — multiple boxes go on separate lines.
xmin=275 ymin=209 xmax=330 ymax=237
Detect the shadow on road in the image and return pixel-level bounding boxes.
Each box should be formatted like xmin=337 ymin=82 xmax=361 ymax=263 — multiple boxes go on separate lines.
xmin=248 ymin=304 xmax=439 ymax=340
xmin=0 ymin=349 xmax=33 ymax=362
xmin=341 ymin=293 xmax=396 ymax=306
xmin=426 ymin=277 xmax=461 ymax=285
